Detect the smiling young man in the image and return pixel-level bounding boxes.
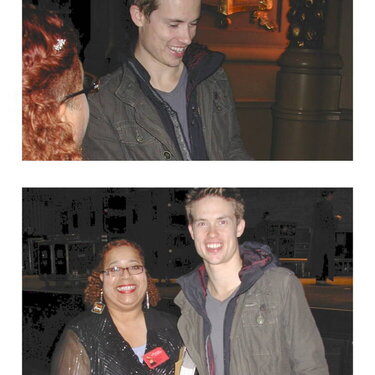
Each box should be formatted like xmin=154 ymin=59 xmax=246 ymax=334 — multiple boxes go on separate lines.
xmin=82 ymin=0 xmax=251 ymax=160
xmin=174 ymin=188 xmax=329 ymax=375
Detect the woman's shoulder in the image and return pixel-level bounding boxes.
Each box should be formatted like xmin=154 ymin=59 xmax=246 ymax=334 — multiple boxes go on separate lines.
xmin=67 ymin=309 xmax=107 ymax=332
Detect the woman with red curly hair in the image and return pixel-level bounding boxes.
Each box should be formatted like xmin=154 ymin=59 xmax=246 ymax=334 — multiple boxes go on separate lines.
xmin=23 ymin=5 xmax=97 ymax=160
xmin=51 ymin=239 xmax=183 ymax=374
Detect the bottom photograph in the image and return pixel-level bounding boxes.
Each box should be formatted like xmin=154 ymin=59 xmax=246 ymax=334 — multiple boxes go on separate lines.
xmin=22 ymin=188 xmax=353 ymax=375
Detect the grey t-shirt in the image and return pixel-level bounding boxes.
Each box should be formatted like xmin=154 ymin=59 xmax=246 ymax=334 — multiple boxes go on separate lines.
xmin=156 ymin=65 xmax=190 ymax=149
xmin=206 ymin=288 xmax=238 ymax=375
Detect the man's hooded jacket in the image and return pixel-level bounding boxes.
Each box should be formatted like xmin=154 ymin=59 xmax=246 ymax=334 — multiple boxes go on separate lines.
xmin=174 ymin=241 xmax=329 ymax=375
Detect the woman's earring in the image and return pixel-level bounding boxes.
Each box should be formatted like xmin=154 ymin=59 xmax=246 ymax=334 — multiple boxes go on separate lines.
xmin=91 ymin=289 xmax=105 ymax=314
xmin=146 ymin=291 xmax=150 ymax=310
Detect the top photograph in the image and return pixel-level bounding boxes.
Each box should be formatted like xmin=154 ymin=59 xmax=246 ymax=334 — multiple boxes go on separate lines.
xmin=22 ymin=0 xmax=352 ymax=161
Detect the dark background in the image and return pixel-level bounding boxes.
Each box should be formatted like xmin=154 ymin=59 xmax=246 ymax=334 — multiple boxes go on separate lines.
xmin=23 ymin=0 xmax=92 ymax=60
xmin=22 ymin=0 xmax=353 ymax=160
xmin=23 ymin=187 xmax=353 ymax=278
xmin=22 ymin=187 xmax=353 ymax=375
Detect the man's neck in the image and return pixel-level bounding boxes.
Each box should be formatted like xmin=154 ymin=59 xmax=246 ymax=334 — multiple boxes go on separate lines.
xmin=134 ymin=48 xmax=184 ymax=92
xmin=205 ymin=259 xmax=242 ymax=302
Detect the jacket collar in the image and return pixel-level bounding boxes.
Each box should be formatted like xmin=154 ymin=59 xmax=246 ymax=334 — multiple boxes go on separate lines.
xmin=113 ymin=62 xmax=182 ymax=157
xmin=183 ymin=43 xmax=224 ymax=84
xmin=119 ymin=43 xmax=225 ymax=98
xmin=177 ymin=241 xmax=278 ymax=310
xmin=111 ymin=44 xmax=224 ymax=159
xmin=114 ymin=59 xmax=149 ymax=107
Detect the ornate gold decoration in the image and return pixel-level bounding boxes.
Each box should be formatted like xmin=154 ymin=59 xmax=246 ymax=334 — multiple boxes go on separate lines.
xmin=287 ymin=0 xmax=327 ymax=48
xmin=203 ymin=0 xmax=276 ymax=30
xmin=250 ymin=0 xmax=276 ymax=31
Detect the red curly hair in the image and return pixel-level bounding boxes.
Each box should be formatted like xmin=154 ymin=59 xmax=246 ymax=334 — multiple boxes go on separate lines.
xmin=22 ymin=5 xmax=83 ymax=160
xmin=84 ymin=239 xmax=161 ymax=309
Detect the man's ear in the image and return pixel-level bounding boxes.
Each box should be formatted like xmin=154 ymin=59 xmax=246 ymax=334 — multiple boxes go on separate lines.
xmin=188 ymin=224 xmax=195 ymax=240
xmin=236 ymin=219 xmax=245 ymax=238
xmin=129 ymin=4 xmax=145 ymax=27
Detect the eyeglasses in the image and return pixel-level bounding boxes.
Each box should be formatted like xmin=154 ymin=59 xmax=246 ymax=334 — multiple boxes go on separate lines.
xmin=61 ymin=73 xmax=99 ymax=103
xmin=101 ymin=265 xmax=144 ymax=277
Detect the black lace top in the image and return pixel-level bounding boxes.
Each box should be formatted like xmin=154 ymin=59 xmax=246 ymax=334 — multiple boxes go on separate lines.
xmin=51 ymin=308 xmax=183 ymax=375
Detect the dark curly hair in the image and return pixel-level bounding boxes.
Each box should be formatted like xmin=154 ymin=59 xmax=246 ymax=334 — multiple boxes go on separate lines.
xmin=84 ymin=239 xmax=160 ymax=309
xmin=22 ymin=5 xmax=83 ymax=160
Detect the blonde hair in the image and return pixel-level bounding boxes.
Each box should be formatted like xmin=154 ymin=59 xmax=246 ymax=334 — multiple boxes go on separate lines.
xmin=132 ymin=0 xmax=159 ymax=18
xmin=185 ymin=188 xmax=245 ymax=224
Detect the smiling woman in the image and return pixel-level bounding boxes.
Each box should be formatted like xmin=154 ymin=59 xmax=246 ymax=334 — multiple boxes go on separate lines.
xmin=51 ymin=239 xmax=183 ymax=375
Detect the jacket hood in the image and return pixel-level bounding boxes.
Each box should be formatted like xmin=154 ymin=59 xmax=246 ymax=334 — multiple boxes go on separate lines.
xmin=240 ymin=241 xmax=279 ymax=272
xmin=184 ymin=43 xmax=224 ymax=101
xmin=125 ymin=43 xmax=224 ymax=86
xmin=177 ymin=241 xmax=278 ymax=307
xmin=183 ymin=43 xmax=225 ymax=81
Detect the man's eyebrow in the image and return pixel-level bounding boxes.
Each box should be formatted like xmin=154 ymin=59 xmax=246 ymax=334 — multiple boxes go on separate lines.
xmin=166 ymin=16 xmax=201 ymax=23
xmin=191 ymin=16 xmax=201 ymax=22
xmin=193 ymin=215 xmax=231 ymax=222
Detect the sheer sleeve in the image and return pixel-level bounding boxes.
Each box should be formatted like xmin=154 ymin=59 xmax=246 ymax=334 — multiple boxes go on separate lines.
xmin=51 ymin=329 xmax=90 ymax=375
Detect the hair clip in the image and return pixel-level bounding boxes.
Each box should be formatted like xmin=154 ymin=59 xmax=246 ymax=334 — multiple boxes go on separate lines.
xmin=53 ymin=38 xmax=66 ymax=52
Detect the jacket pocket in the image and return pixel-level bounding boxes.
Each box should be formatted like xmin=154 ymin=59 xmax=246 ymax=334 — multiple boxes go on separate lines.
xmin=240 ymin=297 xmax=281 ymax=356
xmin=114 ymin=121 xmax=174 ymax=160
xmin=212 ymin=90 xmax=230 ymax=115
xmin=114 ymin=121 xmax=154 ymax=146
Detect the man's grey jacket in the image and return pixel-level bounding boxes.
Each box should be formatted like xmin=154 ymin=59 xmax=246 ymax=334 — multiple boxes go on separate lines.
xmin=174 ymin=242 xmax=329 ymax=375
xmin=82 ymin=44 xmax=251 ymax=160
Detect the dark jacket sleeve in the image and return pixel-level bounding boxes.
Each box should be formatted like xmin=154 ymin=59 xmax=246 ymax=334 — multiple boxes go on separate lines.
xmin=283 ymin=273 xmax=329 ymax=375
xmin=203 ymin=68 xmax=253 ymax=160
xmin=221 ymin=72 xmax=253 ymax=160
xmin=82 ymin=93 xmax=126 ymax=160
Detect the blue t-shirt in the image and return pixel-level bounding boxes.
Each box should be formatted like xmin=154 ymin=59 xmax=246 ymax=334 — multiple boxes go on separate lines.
xmin=132 ymin=344 xmax=146 ymax=363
